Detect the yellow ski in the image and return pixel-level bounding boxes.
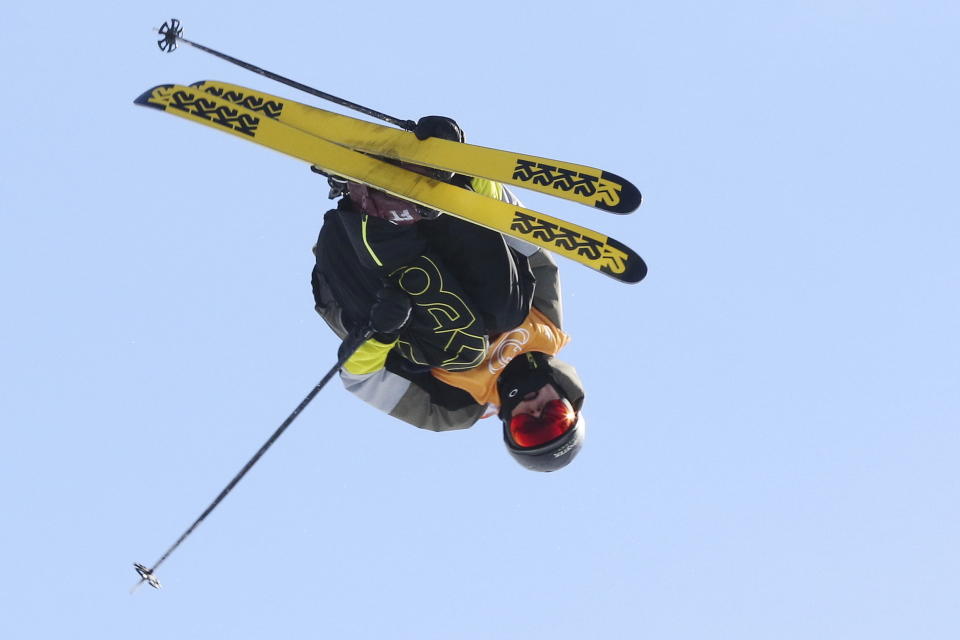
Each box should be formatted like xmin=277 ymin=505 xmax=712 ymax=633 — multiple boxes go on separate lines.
xmin=189 ymin=80 xmax=641 ymax=214
xmin=135 ymin=84 xmax=646 ymax=283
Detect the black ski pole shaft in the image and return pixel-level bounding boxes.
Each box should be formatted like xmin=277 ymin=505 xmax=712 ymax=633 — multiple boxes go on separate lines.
xmin=155 ymin=19 xmax=417 ymax=131
xmin=132 ymin=332 xmax=370 ymax=591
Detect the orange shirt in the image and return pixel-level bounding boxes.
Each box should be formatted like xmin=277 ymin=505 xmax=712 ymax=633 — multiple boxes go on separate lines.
xmin=431 ymin=307 xmax=570 ymax=406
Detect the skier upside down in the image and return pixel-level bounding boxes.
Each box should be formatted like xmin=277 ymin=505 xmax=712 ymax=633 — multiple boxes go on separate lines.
xmin=312 ymin=116 xmax=586 ymax=471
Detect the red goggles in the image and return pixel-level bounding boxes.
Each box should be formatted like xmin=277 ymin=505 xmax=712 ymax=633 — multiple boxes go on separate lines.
xmin=509 ymin=399 xmax=577 ymax=448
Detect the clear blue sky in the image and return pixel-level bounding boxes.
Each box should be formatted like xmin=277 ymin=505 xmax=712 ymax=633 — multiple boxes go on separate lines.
xmin=1 ymin=2 xmax=957 ymax=638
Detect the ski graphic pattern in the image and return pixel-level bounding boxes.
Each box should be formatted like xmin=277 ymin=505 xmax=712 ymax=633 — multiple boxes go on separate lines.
xmin=159 ymin=87 xmax=262 ymax=136
xmin=190 ymin=80 xmax=641 ymax=214
xmin=135 ymin=84 xmax=646 ymax=283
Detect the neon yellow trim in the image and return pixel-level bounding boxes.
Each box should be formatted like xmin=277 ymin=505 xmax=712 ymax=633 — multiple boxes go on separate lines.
xmin=470 ymin=177 xmax=504 ymax=200
xmin=361 ymin=215 xmax=384 ymax=267
xmin=343 ymin=337 xmax=397 ymax=375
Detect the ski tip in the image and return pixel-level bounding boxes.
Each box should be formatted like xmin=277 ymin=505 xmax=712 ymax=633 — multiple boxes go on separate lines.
xmin=603 ymin=238 xmax=648 ymax=284
xmin=134 ymin=84 xmax=175 ymax=110
xmin=596 ymin=172 xmax=642 ymax=214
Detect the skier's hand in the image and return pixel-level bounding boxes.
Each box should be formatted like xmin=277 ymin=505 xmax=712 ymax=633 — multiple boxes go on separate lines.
xmin=337 ymin=285 xmax=411 ymax=366
xmin=369 ymin=286 xmax=412 ymax=339
xmin=414 ymin=116 xmax=464 ymax=142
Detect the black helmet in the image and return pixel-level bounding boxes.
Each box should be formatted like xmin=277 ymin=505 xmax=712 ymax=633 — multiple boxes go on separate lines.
xmin=497 ymin=352 xmax=586 ymax=472
xmin=504 ymin=411 xmax=586 ymax=472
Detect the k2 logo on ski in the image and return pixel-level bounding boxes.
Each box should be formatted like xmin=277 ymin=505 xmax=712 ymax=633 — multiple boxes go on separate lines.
xmin=512 ymin=159 xmax=623 ymax=208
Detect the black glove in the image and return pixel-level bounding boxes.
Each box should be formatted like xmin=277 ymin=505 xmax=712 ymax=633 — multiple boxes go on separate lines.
xmin=337 ymin=287 xmax=411 ymax=361
xmin=369 ymin=286 xmax=412 ymax=340
xmin=414 ymin=116 xmax=464 ymax=142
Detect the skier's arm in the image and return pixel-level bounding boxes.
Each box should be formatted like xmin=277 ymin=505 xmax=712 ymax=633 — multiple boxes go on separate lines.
xmin=331 ymin=318 xmax=485 ymax=431
xmin=527 ymin=249 xmax=563 ymax=329
xmin=336 ymin=286 xmax=485 ymax=431
xmin=339 ymin=365 xmax=484 ymax=431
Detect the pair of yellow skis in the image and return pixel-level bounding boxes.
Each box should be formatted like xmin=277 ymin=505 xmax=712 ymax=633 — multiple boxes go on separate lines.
xmin=135 ymin=81 xmax=646 ymax=283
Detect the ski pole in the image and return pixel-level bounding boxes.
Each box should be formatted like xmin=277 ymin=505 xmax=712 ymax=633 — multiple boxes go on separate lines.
xmin=154 ymin=18 xmax=417 ymax=132
xmin=132 ymin=331 xmax=371 ymax=592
